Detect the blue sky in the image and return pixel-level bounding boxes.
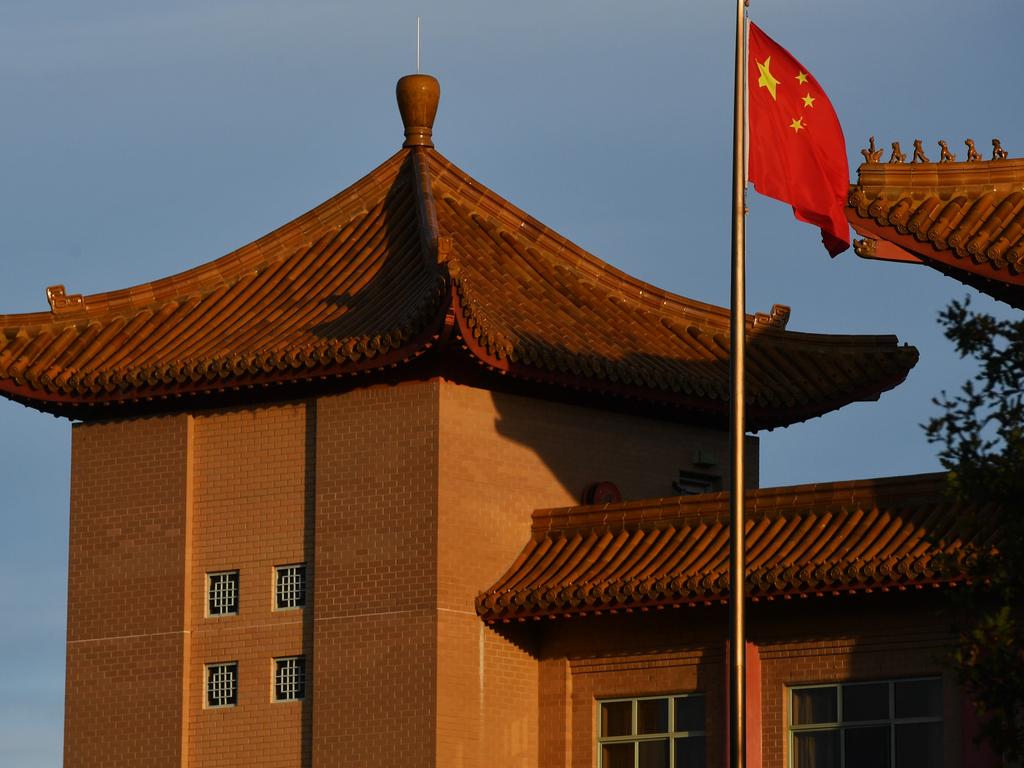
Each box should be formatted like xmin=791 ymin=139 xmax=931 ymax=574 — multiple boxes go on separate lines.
xmin=1 ymin=1 xmax=1020 ymax=763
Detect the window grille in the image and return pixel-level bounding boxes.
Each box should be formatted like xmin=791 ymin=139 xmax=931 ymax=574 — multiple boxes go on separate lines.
xmin=205 ymin=662 xmax=238 ymax=708
xmin=275 ymin=564 xmax=307 ymax=610
xmin=597 ymin=693 xmax=705 ymax=767
xmin=207 ymin=571 xmax=239 ymax=616
xmin=274 ymin=656 xmax=306 ymax=702
xmin=789 ymin=678 xmax=943 ymax=768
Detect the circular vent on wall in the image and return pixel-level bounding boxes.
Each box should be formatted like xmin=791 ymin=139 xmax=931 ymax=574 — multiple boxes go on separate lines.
xmin=581 ymin=481 xmax=622 ymax=505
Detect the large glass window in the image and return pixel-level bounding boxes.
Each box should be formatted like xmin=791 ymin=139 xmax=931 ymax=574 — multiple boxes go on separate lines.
xmin=598 ymin=694 xmax=705 ymax=768
xmin=790 ymin=678 xmax=942 ymax=768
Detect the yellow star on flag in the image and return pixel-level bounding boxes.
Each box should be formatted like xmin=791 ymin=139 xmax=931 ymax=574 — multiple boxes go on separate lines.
xmin=801 ymin=93 xmax=816 ymax=108
xmin=756 ymin=56 xmax=780 ymax=100
xmin=795 ymin=71 xmax=809 ymax=84
xmin=789 ymin=117 xmax=805 ymax=133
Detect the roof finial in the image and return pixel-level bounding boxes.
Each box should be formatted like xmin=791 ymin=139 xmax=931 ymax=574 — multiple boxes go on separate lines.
xmin=396 ymin=73 xmax=440 ymax=148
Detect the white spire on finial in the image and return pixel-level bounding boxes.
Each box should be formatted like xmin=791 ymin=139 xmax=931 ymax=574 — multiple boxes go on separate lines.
xmin=416 ymin=17 xmax=421 ymax=73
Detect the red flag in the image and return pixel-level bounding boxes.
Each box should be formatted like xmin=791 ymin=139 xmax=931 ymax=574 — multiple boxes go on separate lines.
xmin=748 ymin=23 xmax=850 ymax=256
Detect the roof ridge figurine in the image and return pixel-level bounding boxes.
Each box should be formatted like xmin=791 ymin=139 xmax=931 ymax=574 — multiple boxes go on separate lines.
xmin=912 ymin=139 xmax=930 ymax=164
xmin=861 ymin=136 xmax=884 ymax=164
xmin=863 ymin=137 xmax=1009 ymax=164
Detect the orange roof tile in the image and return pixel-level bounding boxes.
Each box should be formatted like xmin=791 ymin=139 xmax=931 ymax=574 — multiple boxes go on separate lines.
xmin=476 ymin=473 xmax=999 ymax=623
xmin=847 ymin=157 xmax=1024 ymax=307
xmin=0 ymin=77 xmax=917 ymax=426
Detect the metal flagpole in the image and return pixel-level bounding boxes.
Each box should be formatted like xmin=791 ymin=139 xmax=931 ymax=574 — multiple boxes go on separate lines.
xmin=729 ymin=0 xmax=748 ymax=765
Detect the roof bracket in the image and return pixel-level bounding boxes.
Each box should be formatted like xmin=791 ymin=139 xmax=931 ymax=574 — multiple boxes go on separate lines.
xmin=753 ymin=303 xmax=791 ymax=329
xmin=46 ymin=285 xmax=84 ymax=313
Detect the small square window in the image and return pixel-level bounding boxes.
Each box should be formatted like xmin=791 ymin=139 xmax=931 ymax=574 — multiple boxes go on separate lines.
xmin=206 ymin=662 xmax=238 ymax=708
xmin=274 ymin=656 xmax=306 ymax=702
xmin=275 ymin=564 xmax=306 ymax=610
xmin=207 ymin=571 xmax=239 ymax=616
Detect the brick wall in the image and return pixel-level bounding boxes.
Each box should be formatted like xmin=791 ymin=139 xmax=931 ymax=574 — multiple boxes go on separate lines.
xmin=538 ymin=609 xmax=727 ymax=768
xmin=65 ymin=415 xmax=192 ymax=768
xmin=312 ymin=382 xmax=439 ymax=767
xmin=435 ymin=382 xmax=740 ymax=768
xmin=63 ymin=378 xmax=753 ymax=767
xmin=188 ymin=402 xmax=314 ymax=768
xmin=754 ymin=596 xmax=962 ymax=768
xmin=531 ymin=595 xmax=967 ymax=768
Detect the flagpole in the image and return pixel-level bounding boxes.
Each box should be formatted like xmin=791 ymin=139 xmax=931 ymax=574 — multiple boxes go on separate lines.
xmin=729 ymin=0 xmax=748 ymax=765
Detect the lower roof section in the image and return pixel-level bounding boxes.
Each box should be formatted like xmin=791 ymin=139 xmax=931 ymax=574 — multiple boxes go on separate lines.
xmin=476 ymin=473 xmax=999 ymax=624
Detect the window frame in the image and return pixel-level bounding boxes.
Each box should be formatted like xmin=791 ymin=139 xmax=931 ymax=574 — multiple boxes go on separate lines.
xmin=206 ymin=570 xmax=240 ymax=618
xmin=274 ymin=563 xmax=307 ymax=611
xmin=788 ymin=677 xmax=943 ymax=768
xmin=272 ymin=655 xmax=306 ymax=703
xmin=596 ymin=692 xmax=706 ymax=768
xmin=205 ymin=661 xmax=239 ymax=709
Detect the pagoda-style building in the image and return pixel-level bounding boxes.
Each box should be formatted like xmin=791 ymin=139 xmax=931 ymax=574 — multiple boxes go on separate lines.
xmin=847 ymin=140 xmax=1024 ymax=308
xmin=0 ymin=76 xmax=998 ymax=768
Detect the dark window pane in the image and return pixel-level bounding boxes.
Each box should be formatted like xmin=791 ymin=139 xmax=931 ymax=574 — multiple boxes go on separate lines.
xmin=844 ymin=724 xmax=890 ymax=768
xmin=894 ymin=679 xmax=942 ymax=720
xmin=602 ymin=742 xmax=634 ymax=768
xmin=674 ymin=735 xmax=705 ymax=767
xmin=895 ymin=722 xmax=943 ymax=768
xmin=793 ymin=730 xmax=839 ymax=768
xmin=638 ymin=739 xmax=669 ymax=768
xmin=207 ymin=571 xmax=239 ymax=616
xmin=675 ymin=696 xmax=705 ymax=733
xmin=602 ymin=701 xmax=633 ymax=738
xmin=793 ymin=688 xmax=838 ymax=725
xmin=637 ymin=699 xmax=669 ymax=734
xmin=843 ymin=683 xmax=890 ymax=722
xmin=275 ymin=564 xmax=306 ymax=609
xmin=274 ymin=657 xmax=305 ymax=701
xmin=205 ymin=662 xmax=238 ymax=707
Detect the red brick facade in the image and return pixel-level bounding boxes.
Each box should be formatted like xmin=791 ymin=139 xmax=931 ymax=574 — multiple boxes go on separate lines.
xmin=533 ymin=596 xmax=977 ymax=768
xmin=66 ymin=415 xmax=192 ymax=767
xmin=62 ymin=378 xmax=985 ymax=767
xmin=64 ymin=379 xmax=747 ymax=766
xmin=188 ymin=403 xmax=313 ymax=767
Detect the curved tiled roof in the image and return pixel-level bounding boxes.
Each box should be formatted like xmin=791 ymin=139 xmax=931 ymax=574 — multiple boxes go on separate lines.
xmin=0 ymin=152 xmax=447 ymax=409
xmin=846 ymin=158 xmax=1024 ymax=308
xmin=476 ymin=473 xmax=999 ymax=623
xmin=0 ymin=86 xmax=917 ymax=425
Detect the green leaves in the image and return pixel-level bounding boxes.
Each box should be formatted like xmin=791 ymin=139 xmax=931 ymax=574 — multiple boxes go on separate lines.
xmin=927 ymin=296 xmax=1024 ymax=761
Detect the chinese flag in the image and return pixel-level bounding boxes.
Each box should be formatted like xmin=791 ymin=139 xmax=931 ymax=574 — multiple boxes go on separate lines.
xmin=748 ymin=23 xmax=850 ymax=256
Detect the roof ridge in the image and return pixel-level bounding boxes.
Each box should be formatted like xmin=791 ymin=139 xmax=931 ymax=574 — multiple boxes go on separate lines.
xmin=426 ymin=149 xmax=917 ymax=351
xmin=530 ymin=472 xmax=950 ymax=534
xmin=424 ymin=149 xmax=740 ymax=324
xmin=0 ymin=150 xmax=412 ymax=327
xmin=856 ymin=156 xmax=1024 ymax=193
xmin=410 ymin=148 xmax=447 ymax=269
